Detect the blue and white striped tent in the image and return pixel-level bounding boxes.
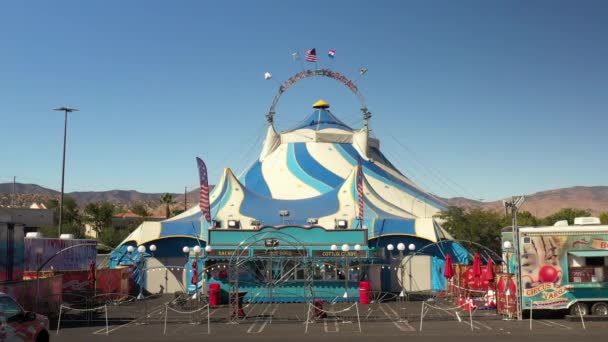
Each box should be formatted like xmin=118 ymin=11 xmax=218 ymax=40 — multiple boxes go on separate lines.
xmin=113 ymin=100 xmax=467 ymax=292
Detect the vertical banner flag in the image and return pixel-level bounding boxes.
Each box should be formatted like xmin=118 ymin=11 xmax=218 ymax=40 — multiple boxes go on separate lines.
xmin=357 ymin=157 xmax=364 ymax=222
xmin=305 ymin=48 xmax=317 ymax=62
xmin=196 ymin=157 xmax=211 ymax=223
xmin=328 ymin=49 xmax=336 ymax=58
xmin=292 ymin=52 xmax=300 ymax=61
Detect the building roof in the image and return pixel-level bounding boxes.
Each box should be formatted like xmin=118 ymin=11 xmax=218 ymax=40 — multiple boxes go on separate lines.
xmin=113 ymin=212 xmax=142 ymax=218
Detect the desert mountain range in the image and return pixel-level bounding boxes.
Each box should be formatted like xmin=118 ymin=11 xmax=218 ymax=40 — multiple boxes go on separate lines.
xmin=1 ymin=183 xmax=606 ymax=218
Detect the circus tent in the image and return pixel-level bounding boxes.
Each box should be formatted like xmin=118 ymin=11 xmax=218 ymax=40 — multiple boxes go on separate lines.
xmin=118 ymin=99 xmax=452 ymax=247
xmin=111 ymin=98 xmax=468 ymax=295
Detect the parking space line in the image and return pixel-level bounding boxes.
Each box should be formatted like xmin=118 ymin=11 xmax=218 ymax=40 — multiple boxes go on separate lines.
xmin=378 ymin=304 xmax=414 ymax=332
xmin=535 ymin=320 xmax=552 ymax=327
xmin=392 ymin=321 xmax=416 ymax=332
xmin=472 ymin=320 xmax=492 ymax=330
xmin=542 ymin=320 xmax=572 ymax=329
xmin=459 ymin=320 xmax=480 ymax=330
xmin=323 ymin=318 xmax=340 ymax=333
xmin=247 ymin=304 xmax=278 ymax=334
xmin=93 ymin=303 xmax=167 ymax=335
xmin=385 ymin=303 xmax=407 ymax=321
xmin=378 ymin=304 xmax=397 ymax=320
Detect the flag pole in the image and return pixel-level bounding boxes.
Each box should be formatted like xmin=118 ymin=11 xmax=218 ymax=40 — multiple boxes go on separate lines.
xmin=299 ymin=51 xmax=305 ymax=72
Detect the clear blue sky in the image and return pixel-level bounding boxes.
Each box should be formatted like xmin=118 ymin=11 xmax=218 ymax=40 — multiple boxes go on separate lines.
xmin=1 ymin=0 xmax=607 ymax=201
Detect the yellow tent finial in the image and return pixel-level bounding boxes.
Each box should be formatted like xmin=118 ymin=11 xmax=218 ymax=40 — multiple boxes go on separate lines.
xmin=312 ymin=99 xmax=330 ymax=109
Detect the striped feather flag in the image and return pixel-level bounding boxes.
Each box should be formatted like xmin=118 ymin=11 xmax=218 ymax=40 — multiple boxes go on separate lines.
xmin=357 ymin=157 xmax=364 ymax=222
xmin=196 ymin=157 xmax=211 ymax=223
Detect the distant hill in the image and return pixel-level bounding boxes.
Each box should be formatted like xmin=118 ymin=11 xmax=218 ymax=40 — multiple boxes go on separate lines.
xmin=442 ymin=186 xmax=608 ymax=217
xmin=1 ymin=183 xmax=605 ymax=218
xmin=0 ymin=183 xmax=60 ymax=197
xmin=0 ymin=183 xmax=179 ymax=214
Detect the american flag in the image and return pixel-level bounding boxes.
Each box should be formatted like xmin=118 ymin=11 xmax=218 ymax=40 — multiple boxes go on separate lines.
xmin=305 ymin=48 xmax=317 ymax=62
xmin=357 ymin=157 xmax=364 ymax=222
xmin=196 ymin=157 xmax=211 ymax=223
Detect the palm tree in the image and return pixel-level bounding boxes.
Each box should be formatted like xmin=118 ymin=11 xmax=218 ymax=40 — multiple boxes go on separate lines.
xmin=159 ymin=193 xmax=175 ymax=218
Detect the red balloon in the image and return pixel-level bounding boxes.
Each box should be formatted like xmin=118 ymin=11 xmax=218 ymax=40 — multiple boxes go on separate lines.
xmin=538 ymin=265 xmax=559 ymax=283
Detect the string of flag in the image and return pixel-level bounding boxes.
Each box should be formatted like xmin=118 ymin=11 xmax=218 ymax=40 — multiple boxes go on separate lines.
xmin=264 ymin=48 xmax=367 ymax=81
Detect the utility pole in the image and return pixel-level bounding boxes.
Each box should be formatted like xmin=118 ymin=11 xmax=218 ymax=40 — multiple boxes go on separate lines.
xmin=11 ymin=176 xmax=16 ymax=208
xmin=54 ymin=106 xmax=78 ymax=236
xmin=184 ymin=186 xmax=187 ymax=211
xmin=503 ymin=196 xmax=525 ymax=320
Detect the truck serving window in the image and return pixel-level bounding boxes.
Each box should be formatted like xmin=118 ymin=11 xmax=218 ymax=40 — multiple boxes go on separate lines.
xmin=567 ymin=251 xmax=608 ymax=283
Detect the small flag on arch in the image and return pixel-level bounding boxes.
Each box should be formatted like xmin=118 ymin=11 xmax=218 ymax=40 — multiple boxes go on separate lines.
xmin=196 ymin=157 xmax=211 ymax=223
xmin=359 ymin=68 xmax=368 ymax=75
xmin=328 ymin=49 xmax=336 ymax=58
xmin=305 ymin=48 xmax=317 ymax=62
xmin=264 ymin=72 xmax=272 ymax=80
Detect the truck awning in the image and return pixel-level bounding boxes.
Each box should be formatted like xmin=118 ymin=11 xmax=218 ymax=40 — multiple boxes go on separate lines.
xmin=568 ymin=251 xmax=608 ymax=257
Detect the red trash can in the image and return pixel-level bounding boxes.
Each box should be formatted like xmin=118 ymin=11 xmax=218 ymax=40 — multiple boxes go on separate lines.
xmin=313 ymin=299 xmax=327 ymax=319
xmin=208 ymin=283 xmax=221 ymax=306
xmin=359 ymin=281 xmax=371 ymax=304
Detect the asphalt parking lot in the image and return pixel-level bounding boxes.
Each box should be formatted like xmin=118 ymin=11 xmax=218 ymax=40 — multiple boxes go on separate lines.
xmin=52 ymin=299 xmax=608 ymax=341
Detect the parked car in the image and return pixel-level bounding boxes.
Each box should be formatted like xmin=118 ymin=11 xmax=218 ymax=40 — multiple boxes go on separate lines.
xmin=0 ymin=292 xmax=49 ymax=341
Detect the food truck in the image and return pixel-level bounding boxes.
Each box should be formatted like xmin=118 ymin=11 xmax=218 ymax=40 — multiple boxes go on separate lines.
xmin=506 ymin=217 xmax=608 ymax=316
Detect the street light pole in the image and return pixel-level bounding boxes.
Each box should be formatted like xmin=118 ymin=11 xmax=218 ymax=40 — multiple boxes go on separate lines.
xmin=504 ymin=196 xmax=524 ymax=320
xmin=407 ymin=244 xmax=416 ymax=295
xmin=503 ymin=241 xmax=513 ymax=319
xmin=54 ymin=106 xmax=78 ymax=236
xmin=341 ymin=244 xmax=350 ymax=300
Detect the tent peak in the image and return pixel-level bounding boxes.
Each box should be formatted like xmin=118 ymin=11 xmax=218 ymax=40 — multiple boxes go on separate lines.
xmin=312 ymin=99 xmax=330 ymax=109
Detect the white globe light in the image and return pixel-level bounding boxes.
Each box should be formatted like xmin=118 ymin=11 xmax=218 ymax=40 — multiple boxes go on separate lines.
xmin=408 ymin=243 xmax=416 ymax=251
xmin=397 ymin=243 xmax=406 ymax=251
xmin=149 ymin=244 xmax=157 ymax=252
xmin=182 ymin=246 xmax=190 ymax=254
xmin=127 ymin=246 xmax=134 ymax=253
xmin=387 ymin=244 xmax=394 ymax=251
xmin=205 ymin=245 xmax=213 ymax=253
xmin=330 ymin=244 xmax=338 ymax=251
xmin=193 ymin=245 xmax=202 ymax=254
xmin=341 ymin=244 xmax=350 ymax=252
xmin=503 ymin=241 xmax=512 ymax=249
xmin=137 ymin=245 xmax=146 ymax=253
xmin=354 ymin=244 xmax=361 ymax=251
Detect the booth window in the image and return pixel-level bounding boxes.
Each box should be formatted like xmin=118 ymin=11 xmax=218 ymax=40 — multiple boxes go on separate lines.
xmin=567 ymin=252 xmax=608 ymax=283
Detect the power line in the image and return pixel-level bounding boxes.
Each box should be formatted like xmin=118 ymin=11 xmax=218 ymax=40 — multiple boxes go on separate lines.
xmin=385 ymin=130 xmax=479 ymax=200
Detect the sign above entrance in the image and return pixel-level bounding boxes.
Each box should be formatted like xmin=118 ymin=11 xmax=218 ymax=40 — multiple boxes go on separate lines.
xmin=252 ymin=249 xmax=307 ymax=257
xmin=206 ymin=250 xmax=237 ymax=257
xmin=312 ymin=250 xmax=367 ymax=258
